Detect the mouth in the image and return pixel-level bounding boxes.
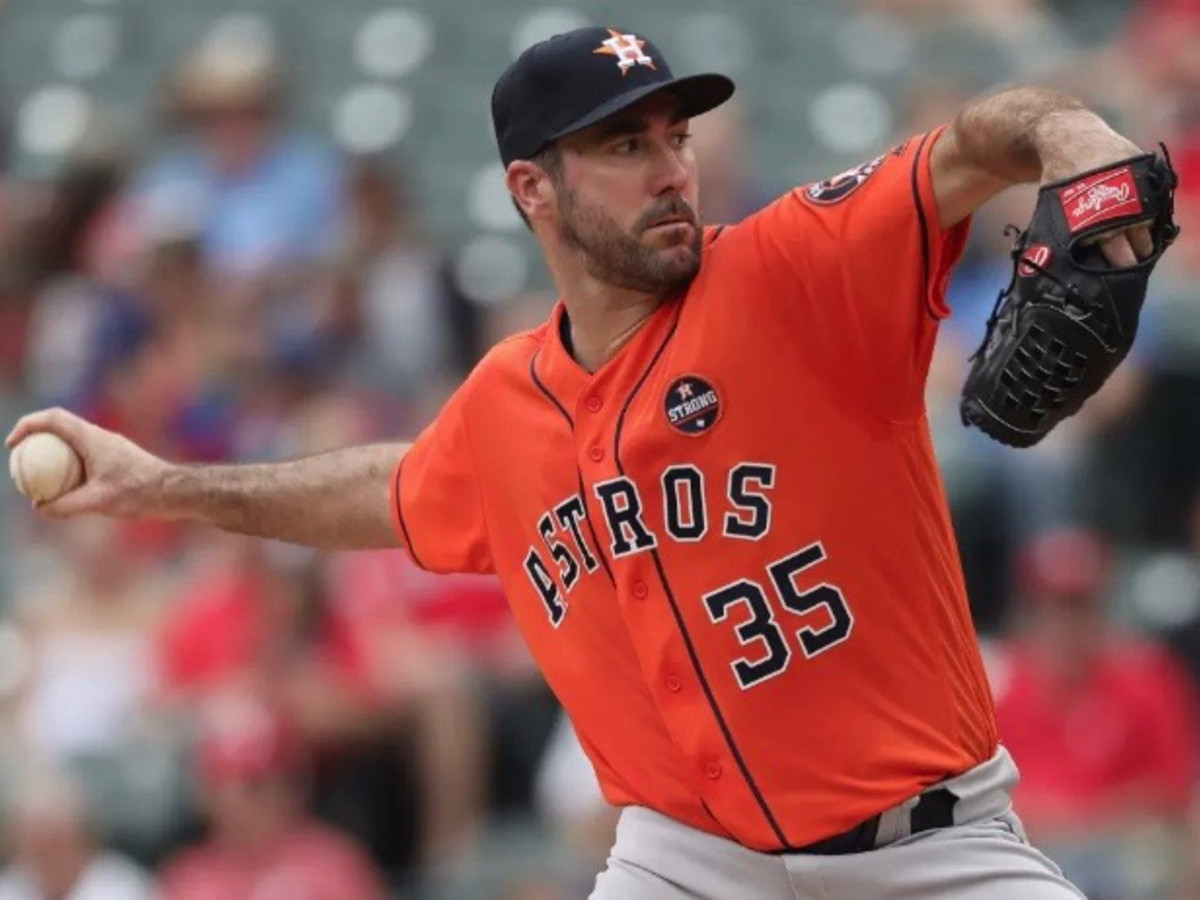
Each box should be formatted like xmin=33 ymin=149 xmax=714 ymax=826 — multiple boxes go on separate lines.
xmin=645 ymin=217 xmax=694 ymax=232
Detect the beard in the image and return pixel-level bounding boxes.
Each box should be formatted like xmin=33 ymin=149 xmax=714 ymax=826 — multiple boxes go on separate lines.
xmin=556 ymin=187 xmax=702 ymax=294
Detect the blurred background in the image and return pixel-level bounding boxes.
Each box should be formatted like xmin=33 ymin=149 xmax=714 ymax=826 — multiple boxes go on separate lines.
xmin=0 ymin=0 xmax=1199 ymax=898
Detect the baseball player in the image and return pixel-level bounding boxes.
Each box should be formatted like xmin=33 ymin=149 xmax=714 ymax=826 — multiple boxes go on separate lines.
xmin=7 ymin=25 xmax=1179 ymax=900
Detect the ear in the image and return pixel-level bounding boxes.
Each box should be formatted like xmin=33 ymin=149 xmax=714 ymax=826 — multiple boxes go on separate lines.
xmin=506 ymin=160 xmax=556 ymax=223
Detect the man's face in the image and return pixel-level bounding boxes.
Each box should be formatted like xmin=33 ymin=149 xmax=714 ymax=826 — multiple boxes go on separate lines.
xmin=204 ymin=772 xmax=296 ymax=846
xmin=550 ymin=93 xmax=702 ymax=294
xmin=193 ymin=103 xmax=273 ymax=174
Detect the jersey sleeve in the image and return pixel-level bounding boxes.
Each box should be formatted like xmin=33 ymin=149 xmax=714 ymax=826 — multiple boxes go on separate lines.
xmin=390 ymin=378 xmax=494 ymax=575
xmin=738 ymin=126 xmax=971 ymax=420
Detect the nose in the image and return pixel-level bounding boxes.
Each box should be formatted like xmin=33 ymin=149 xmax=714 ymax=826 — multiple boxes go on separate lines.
xmin=650 ymin=141 xmax=692 ymax=197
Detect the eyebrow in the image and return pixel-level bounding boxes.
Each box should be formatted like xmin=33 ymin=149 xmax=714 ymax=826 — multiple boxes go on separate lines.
xmin=589 ymin=107 xmax=688 ymax=141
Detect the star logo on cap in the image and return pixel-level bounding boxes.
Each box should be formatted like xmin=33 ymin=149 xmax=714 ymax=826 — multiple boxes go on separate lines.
xmin=593 ymin=28 xmax=656 ymax=75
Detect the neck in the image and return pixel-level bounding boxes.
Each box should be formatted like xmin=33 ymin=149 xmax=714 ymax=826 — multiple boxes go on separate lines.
xmin=35 ymin=846 xmax=91 ymax=899
xmin=563 ymin=288 xmax=662 ymax=373
xmin=548 ymin=248 xmax=664 ymax=373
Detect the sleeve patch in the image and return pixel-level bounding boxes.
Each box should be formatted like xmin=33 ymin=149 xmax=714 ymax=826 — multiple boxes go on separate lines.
xmin=803 ymin=154 xmax=886 ymax=205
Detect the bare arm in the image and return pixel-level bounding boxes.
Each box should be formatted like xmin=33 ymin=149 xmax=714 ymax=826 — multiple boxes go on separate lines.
xmin=6 ymin=408 xmax=406 ymax=551
xmin=160 ymin=443 xmax=407 ymax=550
xmin=930 ymin=85 xmax=1152 ymax=265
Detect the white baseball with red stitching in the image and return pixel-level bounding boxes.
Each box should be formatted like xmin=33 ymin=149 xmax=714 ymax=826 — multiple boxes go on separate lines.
xmin=8 ymin=432 xmax=84 ymax=502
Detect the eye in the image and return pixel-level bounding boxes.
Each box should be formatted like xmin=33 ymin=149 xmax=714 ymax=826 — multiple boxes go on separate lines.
xmin=670 ymin=132 xmax=692 ymax=150
xmin=612 ymin=137 xmax=641 ymax=155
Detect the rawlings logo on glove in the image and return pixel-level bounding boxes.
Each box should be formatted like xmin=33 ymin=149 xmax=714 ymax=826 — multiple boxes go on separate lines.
xmin=1059 ymin=167 xmax=1142 ymax=231
xmin=960 ymin=147 xmax=1180 ymax=448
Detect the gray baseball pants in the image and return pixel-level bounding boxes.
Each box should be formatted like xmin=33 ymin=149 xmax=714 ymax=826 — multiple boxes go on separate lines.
xmin=590 ymin=747 xmax=1086 ymax=900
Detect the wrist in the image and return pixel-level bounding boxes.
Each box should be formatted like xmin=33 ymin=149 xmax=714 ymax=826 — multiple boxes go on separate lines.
xmin=1032 ymin=109 xmax=1141 ymax=184
xmin=149 ymin=461 xmax=194 ymax=522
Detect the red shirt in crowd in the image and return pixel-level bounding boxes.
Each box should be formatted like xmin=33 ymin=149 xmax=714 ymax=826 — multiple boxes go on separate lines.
xmin=157 ymin=566 xmax=371 ymax=699
xmin=158 ymin=821 xmax=385 ymax=900
xmin=990 ymin=638 xmax=1200 ymax=831
xmin=326 ymin=550 xmax=513 ymax=656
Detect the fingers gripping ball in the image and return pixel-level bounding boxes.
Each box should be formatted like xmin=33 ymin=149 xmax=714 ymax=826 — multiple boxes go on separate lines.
xmin=8 ymin=432 xmax=84 ymax=503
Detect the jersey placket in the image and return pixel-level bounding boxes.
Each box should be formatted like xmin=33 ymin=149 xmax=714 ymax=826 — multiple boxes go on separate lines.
xmin=591 ymin=314 xmax=791 ymax=848
xmin=533 ymin=299 xmax=792 ymax=848
xmin=621 ymin=416 xmax=793 ymax=846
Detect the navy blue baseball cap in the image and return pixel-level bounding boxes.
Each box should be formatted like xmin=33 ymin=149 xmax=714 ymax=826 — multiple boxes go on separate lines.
xmin=492 ymin=26 xmax=735 ymax=167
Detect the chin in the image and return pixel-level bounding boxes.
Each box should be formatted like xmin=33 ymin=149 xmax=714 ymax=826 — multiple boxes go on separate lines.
xmin=656 ymin=249 xmax=702 ymax=287
xmin=658 ymin=241 xmax=701 ymax=267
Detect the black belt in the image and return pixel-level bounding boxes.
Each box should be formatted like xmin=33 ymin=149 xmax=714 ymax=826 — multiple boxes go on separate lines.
xmin=783 ymin=787 xmax=958 ymax=856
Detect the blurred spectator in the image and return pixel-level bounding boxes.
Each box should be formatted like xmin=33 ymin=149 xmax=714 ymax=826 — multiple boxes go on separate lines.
xmin=16 ymin=147 xmax=243 ymax=474
xmin=0 ymin=194 xmax=34 ymax=389
xmin=326 ymin=546 xmax=532 ymax=872
xmin=499 ymin=879 xmax=575 ymax=900
xmin=0 ymin=766 xmax=154 ymax=900
xmin=129 ymin=34 xmax=343 ymax=375
xmin=3 ymin=517 xmax=187 ymax=859
xmin=136 ymin=36 xmax=342 ymax=281
xmin=155 ymin=534 xmax=376 ymax=746
xmin=1158 ymin=489 xmax=1200 ymax=689
xmin=290 ymin=394 xmax=522 ymax=873
xmin=285 ymin=391 xmax=541 ymax=876
xmin=8 ymin=518 xmax=171 ymax=763
xmin=421 ymin=713 xmax=615 ymax=900
xmin=479 ymin=290 xmax=557 ymax=351
xmin=1100 ymin=0 xmax=1200 ymax=546
xmin=82 ymin=277 xmax=243 ymax=468
xmin=534 ymin=715 xmax=617 ymax=873
xmin=159 ymin=693 xmax=385 ymax=900
xmin=988 ymin=526 xmax=1200 ymax=900
xmin=319 ymin=158 xmax=483 ymax=415
xmin=21 ymin=157 xmax=134 ymax=406
xmin=154 ymin=520 xmax=495 ymax=879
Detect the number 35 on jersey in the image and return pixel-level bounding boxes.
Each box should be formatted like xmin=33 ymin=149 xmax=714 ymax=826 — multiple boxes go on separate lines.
xmin=523 ymin=461 xmax=855 ymax=690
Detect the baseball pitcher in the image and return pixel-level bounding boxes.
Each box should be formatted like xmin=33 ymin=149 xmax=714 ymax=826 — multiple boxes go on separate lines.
xmin=7 ymin=25 xmax=1179 ymax=900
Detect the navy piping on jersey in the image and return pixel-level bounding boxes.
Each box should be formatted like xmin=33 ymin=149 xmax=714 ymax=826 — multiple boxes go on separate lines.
xmin=909 ymin=131 xmax=935 ymax=318
xmin=393 ymin=455 xmax=425 ymax=570
xmin=529 ymin=350 xmax=617 ymax=587
xmin=611 ymin=306 xmax=792 ymax=849
xmin=529 ymin=350 xmax=575 ymax=427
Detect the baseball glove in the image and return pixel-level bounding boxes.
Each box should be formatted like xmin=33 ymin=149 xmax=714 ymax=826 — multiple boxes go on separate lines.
xmin=960 ymin=147 xmax=1180 ymax=448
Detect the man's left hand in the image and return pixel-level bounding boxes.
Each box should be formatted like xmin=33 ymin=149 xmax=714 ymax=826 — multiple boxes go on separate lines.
xmin=1038 ymin=128 xmax=1155 ymax=268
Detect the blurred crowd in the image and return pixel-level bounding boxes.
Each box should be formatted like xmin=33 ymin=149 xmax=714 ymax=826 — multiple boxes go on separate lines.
xmin=1 ymin=0 xmax=1200 ymax=899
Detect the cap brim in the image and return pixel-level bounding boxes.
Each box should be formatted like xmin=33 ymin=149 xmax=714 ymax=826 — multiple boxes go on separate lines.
xmin=549 ymin=73 xmax=735 ymax=144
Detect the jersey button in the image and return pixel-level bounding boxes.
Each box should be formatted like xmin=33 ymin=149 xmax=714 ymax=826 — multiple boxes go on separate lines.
xmin=705 ymin=762 xmax=723 ymax=780
xmin=585 ymin=395 xmax=603 ymax=413
xmin=666 ymin=674 xmax=682 ymax=693
xmin=588 ymin=445 xmax=605 ymax=462
xmin=632 ymin=580 xmax=648 ymax=599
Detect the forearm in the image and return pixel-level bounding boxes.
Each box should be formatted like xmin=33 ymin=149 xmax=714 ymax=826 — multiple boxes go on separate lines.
xmin=159 ymin=442 xmax=408 ymax=551
xmin=952 ymin=86 xmax=1133 ymax=185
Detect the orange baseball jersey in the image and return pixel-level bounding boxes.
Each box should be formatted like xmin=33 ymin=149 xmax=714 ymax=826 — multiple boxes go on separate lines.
xmin=390 ymin=128 xmax=998 ymax=850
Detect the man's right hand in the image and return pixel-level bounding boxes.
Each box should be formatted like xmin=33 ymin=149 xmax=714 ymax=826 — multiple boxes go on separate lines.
xmin=6 ymin=408 xmax=170 ymax=520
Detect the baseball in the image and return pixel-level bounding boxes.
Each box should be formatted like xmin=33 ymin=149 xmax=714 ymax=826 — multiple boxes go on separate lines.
xmin=8 ymin=432 xmax=84 ymax=503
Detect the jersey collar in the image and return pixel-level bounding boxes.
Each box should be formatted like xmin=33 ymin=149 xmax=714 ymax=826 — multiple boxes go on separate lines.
xmin=533 ymin=295 xmax=682 ymax=420
xmin=531 ymin=226 xmax=729 ymax=418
